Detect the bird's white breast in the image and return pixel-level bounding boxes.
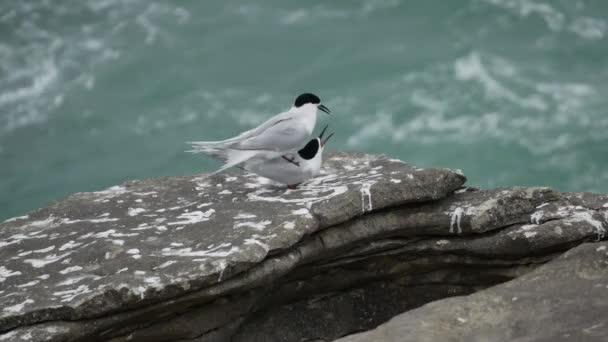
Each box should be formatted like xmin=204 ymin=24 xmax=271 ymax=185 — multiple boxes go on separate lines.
xmin=291 ymin=103 xmax=318 ymax=137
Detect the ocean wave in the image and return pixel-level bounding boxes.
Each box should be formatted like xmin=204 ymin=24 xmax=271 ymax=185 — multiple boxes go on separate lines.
xmin=482 ymin=0 xmax=607 ymax=40
xmin=0 ymin=59 xmax=58 ymax=108
xmin=346 ymin=109 xmax=505 ymax=147
xmin=346 ymin=46 xmax=603 ymax=162
xmin=569 ymin=16 xmax=607 ymax=40
xmin=482 ymin=0 xmax=565 ymax=31
xmin=0 ymin=0 xmax=191 ymax=136
xmin=454 ymin=51 xmax=548 ymax=111
xmin=233 ymin=0 xmax=403 ymax=26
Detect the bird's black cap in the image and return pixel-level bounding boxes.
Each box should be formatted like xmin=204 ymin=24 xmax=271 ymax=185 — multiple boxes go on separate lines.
xmin=297 ymin=139 xmax=320 ymax=160
xmin=294 ymin=93 xmax=321 ymax=107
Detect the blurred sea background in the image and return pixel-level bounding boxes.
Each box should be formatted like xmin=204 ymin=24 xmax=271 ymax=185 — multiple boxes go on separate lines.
xmin=1 ymin=0 xmax=607 ymax=220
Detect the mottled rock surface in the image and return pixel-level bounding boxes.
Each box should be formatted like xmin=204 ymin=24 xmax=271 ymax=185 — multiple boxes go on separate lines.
xmin=0 ymin=152 xmax=606 ymax=342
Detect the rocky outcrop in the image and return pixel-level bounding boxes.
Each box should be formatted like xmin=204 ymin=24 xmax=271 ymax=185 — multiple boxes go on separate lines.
xmin=0 ymin=152 xmax=606 ymax=341
xmin=336 ymin=240 xmax=608 ymax=342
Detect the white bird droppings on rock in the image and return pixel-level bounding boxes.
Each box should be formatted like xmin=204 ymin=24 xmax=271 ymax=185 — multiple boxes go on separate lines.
xmin=156 ymin=260 xmax=178 ymax=269
xmin=59 ymin=266 xmax=83 ymax=275
xmin=530 ymin=210 xmax=544 ymax=225
xmin=449 ymin=207 xmax=465 ymax=234
xmin=234 ymin=220 xmax=272 ymax=231
xmin=360 ymin=183 xmax=373 ymax=213
xmin=16 ymin=280 xmax=40 ymax=288
xmin=244 ymin=239 xmax=270 ymax=253
xmin=128 ymin=208 xmax=147 ymax=216
xmin=167 ymin=209 xmax=215 ymax=226
xmin=163 ymin=244 xmax=237 ymax=258
xmin=292 ymin=208 xmax=311 ymax=216
xmin=3 ymin=299 xmax=34 ymax=313
xmin=53 ymin=285 xmax=91 ymax=302
xmin=133 ymin=191 xmax=158 ymax=196
xmin=24 ymin=252 xmax=72 ymax=268
xmin=0 ymin=331 xmax=18 ymax=341
xmin=387 ymin=158 xmax=405 ymax=163
xmin=196 ymin=202 xmax=213 ymax=208
xmin=566 ymin=211 xmax=606 ymax=240
xmin=3 ymin=215 xmax=29 ymax=223
xmin=143 ymin=276 xmax=162 ymax=287
xmin=55 ymin=276 xmax=90 ymax=287
xmin=0 ymin=266 xmax=22 ymax=282
xmin=59 ymin=241 xmax=82 ymax=251
xmin=235 ymin=212 xmax=257 ymax=219
xmin=93 ymin=186 xmax=127 ymax=202
xmin=92 ymin=229 xmax=116 ymax=239
xmin=20 ymin=332 xmax=33 ymax=340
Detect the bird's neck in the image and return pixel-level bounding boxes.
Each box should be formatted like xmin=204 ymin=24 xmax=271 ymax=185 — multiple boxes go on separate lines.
xmin=309 ymin=151 xmax=323 ymax=176
xmin=291 ymin=104 xmax=318 ymax=135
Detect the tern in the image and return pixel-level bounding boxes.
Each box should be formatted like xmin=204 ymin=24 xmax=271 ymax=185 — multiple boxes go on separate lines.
xmin=243 ymin=124 xmax=334 ymax=189
xmin=188 ymin=93 xmax=330 ymax=173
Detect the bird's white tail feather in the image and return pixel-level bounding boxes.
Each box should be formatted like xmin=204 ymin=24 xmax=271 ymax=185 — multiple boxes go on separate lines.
xmin=188 ymin=143 xmax=218 ymax=154
xmin=188 ymin=132 xmax=247 ymax=149
xmin=188 ymin=140 xmax=228 ymax=151
xmin=214 ymin=150 xmax=260 ymax=174
xmin=186 ymin=141 xmax=231 ymax=163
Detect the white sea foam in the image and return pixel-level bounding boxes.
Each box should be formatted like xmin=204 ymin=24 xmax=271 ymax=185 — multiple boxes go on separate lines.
xmin=454 ymin=51 xmax=547 ymax=111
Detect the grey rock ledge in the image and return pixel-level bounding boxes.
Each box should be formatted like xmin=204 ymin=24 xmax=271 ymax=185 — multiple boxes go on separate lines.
xmin=0 ymin=152 xmax=606 ymax=342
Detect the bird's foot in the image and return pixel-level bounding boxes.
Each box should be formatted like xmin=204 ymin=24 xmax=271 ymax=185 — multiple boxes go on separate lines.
xmin=282 ymin=155 xmax=300 ymax=167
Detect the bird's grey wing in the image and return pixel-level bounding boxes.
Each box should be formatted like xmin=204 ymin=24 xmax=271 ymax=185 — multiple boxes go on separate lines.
xmin=221 ymin=110 xmax=293 ymax=146
xmin=235 ymin=117 xmax=308 ymax=152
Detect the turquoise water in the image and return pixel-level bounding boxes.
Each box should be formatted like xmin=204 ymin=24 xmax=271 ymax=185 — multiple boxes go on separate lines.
xmin=1 ymin=0 xmax=607 ymax=220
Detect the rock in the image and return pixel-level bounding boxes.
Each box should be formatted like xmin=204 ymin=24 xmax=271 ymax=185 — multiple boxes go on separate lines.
xmin=0 ymin=153 xmax=464 ymax=340
xmin=335 ymin=241 xmax=608 ymax=342
xmin=0 ymin=152 xmax=606 ymax=342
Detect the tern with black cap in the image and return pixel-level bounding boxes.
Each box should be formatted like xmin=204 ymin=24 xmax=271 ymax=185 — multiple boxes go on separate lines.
xmin=188 ymin=92 xmax=330 ymax=173
xmin=242 ymin=124 xmax=335 ymax=189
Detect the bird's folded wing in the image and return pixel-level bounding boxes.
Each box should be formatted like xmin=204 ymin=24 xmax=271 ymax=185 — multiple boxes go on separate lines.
xmin=216 ymin=110 xmax=290 ymax=145
xmin=236 ymin=118 xmax=305 ymax=151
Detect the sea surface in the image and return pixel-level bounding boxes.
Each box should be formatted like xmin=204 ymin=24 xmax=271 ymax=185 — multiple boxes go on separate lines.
xmin=1 ymin=0 xmax=607 ymax=220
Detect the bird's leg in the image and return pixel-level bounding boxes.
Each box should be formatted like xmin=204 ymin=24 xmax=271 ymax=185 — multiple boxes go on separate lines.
xmin=282 ymin=155 xmax=300 ymax=167
xmin=287 ymin=183 xmax=300 ymax=190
